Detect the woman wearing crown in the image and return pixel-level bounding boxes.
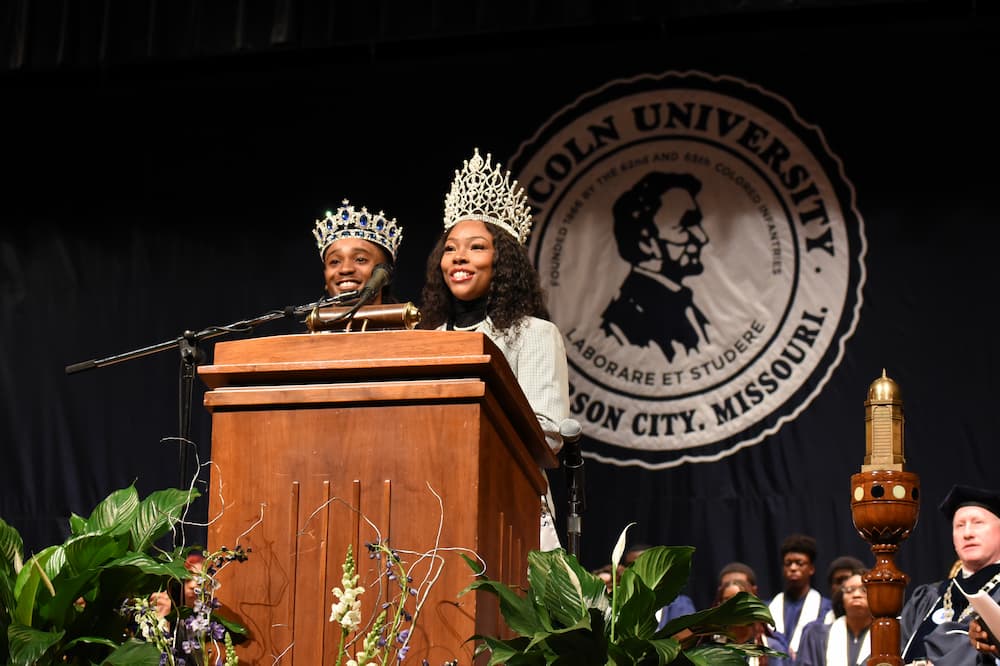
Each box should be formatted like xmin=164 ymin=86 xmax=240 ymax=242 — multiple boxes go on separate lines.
xmin=312 ymin=200 xmax=403 ymax=304
xmin=419 ymin=148 xmax=570 ymax=551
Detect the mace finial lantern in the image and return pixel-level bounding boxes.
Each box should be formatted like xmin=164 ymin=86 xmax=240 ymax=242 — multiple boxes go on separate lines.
xmin=850 ymin=369 xmax=920 ymax=666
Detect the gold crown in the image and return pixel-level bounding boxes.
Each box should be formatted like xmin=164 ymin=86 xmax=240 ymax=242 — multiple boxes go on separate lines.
xmin=313 ymin=199 xmax=403 ymax=261
xmin=443 ymin=148 xmax=533 ymax=244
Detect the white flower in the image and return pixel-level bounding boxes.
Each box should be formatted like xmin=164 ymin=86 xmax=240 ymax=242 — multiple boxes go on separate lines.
xmin=329 ymin=583 xmax=365 ymax=631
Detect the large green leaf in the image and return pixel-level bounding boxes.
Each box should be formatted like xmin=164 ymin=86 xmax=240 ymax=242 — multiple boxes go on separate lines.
xmin=13 ymin=548 xmax=59 ymax=626
xmin=63 ymin=634 xmax=121 ymax=650
xmin=62 ymin=533 xmax=128 ymax=577
xmin=538 ymin=627 xmax=607 ymax=665
xmin=681 ymin=641 xmax=785 ymax=666
xmin=628 ymin=546 xmax=693 ymax=611
xmin=526 ymin=550 xmax=589 ymax=629
xmin=214 ymin=608 xmax=249 ymax=638
xmin=68 ymin=513 xmax=88 ymax=537
xmin=615 ymin=579 xmax=659 ymax=640
xmin=658 ymin=592 xmax=772 ymax=639
xmin=648 ymin=635 xmax=683 ymax=663
xmin=1 ymin=558 xmax=16 ymax=620
xmin=0 ymin=517 xmax=24 ymax=571
xmin=474 ymin=635 xmax=540 ymax=665
xmin=86 ymin=486 xmax=140 ymax=537
xmin=39 ymin=546 xmax=66 ymax=586
xmin=461 ymin=554 xmax=544 ymax=637
xmin=106 ymin=552 xmax=188 ymax=577
xmin=101 ymin=637 xmax=164 ymax=665
xmin=7 ymin=623 xmax=64 ymax=666
xmin=130 ymin=488 xmax=199 ymax=552
xmin=464 ymin=577 xmax=545 ymax=638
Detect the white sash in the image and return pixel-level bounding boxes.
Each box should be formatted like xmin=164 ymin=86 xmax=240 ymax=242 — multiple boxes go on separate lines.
xmin=825 ymin=616 xmax=871 ymax=665
xmin=768 ymin=588 xmax=822 ymax=653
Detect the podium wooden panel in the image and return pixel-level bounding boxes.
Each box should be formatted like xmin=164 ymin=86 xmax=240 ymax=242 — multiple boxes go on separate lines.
xmin=199 ymin=330 xmax=557 ymax=665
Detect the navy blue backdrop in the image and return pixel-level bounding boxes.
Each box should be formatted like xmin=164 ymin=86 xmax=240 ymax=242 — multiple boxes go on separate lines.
xmin=2 ymin=9 xmax=998 ymax=612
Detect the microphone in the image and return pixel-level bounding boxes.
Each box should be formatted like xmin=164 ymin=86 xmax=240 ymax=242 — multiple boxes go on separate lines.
xmin=560 ymin=418 xmax=583 ymax=465
xmin=356 ymin=263 xmax=393 ymax=306
xmin=560 ymin=418 xmax=583 ymax=441
xmin=560 ymin=418 xmax=585 ymax=558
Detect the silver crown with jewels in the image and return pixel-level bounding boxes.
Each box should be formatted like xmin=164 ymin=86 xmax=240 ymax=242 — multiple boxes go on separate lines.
xmin=443 ymin=148 xmax=533 ymax=244
xmin=313 ymin=199 xmax=403 ymax=261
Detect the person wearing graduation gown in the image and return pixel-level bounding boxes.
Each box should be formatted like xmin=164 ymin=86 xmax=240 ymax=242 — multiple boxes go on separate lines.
xmin=900 ymin=484 xmax=1000 ymax=665
xmin=769 ymin=534 xmax=833 ymax=660
xmin=795 ymin=569 xmax=872 ymax=666
xmin=711 ymin=578 xmax=790 ymax=665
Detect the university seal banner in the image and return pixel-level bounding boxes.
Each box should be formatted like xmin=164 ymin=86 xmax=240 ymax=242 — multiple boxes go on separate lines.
xmin=510 ymin=71 xmax=866 ymax=468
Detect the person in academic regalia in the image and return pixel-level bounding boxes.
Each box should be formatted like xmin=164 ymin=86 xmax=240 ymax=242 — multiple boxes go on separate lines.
xmin=708 ymin=578 xmax=790 ymax=666
xmin=795 ymin=569 xmax=872 ymax=666
xmin=768 ymin=534 xmax=833 ymax=660
xmin=900 ymin=484 xmax=1000 ymax=665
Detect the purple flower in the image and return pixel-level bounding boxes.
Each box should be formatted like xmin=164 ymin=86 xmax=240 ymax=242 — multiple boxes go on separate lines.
xmin=211 ymin=621 xmax=226 ymax=640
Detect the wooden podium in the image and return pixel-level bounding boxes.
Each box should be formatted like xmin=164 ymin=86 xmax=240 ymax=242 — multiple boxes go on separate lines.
xmin=198 ymin=330 xmax=557 ymax=665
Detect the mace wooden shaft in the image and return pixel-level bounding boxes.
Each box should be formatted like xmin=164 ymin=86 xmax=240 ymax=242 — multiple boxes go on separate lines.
xmin=850 ymin=470 xmax=920 ymax=666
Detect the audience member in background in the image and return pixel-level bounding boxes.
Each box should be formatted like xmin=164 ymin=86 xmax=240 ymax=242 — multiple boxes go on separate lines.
xmin=820 ymin=556 xmax=867 ymax=623
xmin=621 ymin=543 xmax=696 ymax=630
xmin=719 ymin=561 xmax=760 ymax=598
xmin=794 ymin=555 xmax=869 ymax=662
xmin=795 ymin=568 xmax=872 ymax=666
xmin=592 ymin=563 xmax=615 ymax=593
xmin=712 ymin=578 xmax=789 ymax=665
xmin=768 ymin=534 xmax=833 ymax=660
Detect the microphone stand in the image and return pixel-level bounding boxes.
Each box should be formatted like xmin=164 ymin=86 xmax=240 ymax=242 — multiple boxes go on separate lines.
xmin=561 ymin=422 xmax=585 ymax=559
xmin=65 ymin=291 xmax=359 ymax=494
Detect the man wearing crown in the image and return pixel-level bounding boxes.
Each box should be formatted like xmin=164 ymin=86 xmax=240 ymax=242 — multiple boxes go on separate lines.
xmin=418 ymin=148 xmax=570 ymax=551
xmin=312 ymin=199 xmax=404 ymax=305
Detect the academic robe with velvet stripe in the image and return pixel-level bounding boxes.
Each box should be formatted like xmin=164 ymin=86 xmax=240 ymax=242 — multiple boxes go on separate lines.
xmin=900 ymin=563 xmax=1000 ymax=666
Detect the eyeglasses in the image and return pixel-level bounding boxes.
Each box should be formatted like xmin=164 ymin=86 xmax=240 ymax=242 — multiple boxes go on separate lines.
xmin=842 ymin=584 xmax=868 ymax=596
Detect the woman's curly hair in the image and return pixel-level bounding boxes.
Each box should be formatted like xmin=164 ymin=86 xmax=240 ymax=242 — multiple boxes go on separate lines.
xmin=419 ymin=221 xmax=549 ymax=332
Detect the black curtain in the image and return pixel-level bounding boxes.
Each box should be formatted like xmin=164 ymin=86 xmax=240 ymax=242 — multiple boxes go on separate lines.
xmin=2 ymin=13 xmax=997 ymax=611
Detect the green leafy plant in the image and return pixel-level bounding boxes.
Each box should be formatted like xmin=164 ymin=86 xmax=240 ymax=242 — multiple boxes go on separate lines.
xmin=0 ymin=484 xmax=245 ymax=665
xmin=462 ymin=524 xmax=784 ymax=665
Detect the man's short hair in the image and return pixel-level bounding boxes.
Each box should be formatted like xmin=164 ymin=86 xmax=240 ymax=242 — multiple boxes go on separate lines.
xmin=780 ymin=534 xmax=818 ymax=562
xmin=718 ymin=561 xmax=757 ymax=586
xmin=826 ymin=555 xmax=866 ymax=585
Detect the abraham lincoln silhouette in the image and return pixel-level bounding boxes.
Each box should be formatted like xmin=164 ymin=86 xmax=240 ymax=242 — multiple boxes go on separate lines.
xmin=601 ymin=171 xmax=711 ymax=363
